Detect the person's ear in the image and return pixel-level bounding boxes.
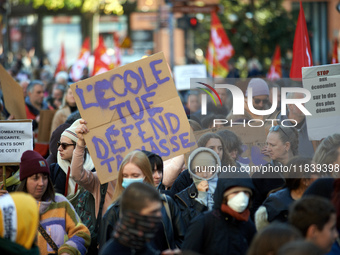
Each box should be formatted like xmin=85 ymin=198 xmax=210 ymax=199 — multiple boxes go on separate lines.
xmin=285 ymin=142 xmax=291 ymax=152
xmin=306 ymin=224 xmax=318 ymax=240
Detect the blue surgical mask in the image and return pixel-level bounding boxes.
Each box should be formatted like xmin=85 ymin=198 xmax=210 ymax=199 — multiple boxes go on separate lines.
xmin=122 ymin=178 xmax=144 ymax=189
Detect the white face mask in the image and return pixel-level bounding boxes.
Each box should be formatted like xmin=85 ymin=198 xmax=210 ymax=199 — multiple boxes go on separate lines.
xmin=227 ymin=192 xmax=249 ymax=213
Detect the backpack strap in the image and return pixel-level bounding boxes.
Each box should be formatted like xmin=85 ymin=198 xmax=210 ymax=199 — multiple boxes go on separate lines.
xmin=94 ymin=183 xmax=108 ymax=233
xmin=162 ymin=194 xmax=172 ymax=221
xmin=38 ymin=224 xmax=58 ymax=253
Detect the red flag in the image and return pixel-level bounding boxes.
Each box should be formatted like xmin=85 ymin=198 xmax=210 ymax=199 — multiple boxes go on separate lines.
xmin=210 ymin=12 xmax=234 ymax=69
xmin=331 ymin=39 xmax=339 ymax=64
xmin=290 ymin=2 xmax=313 ymax=79
xmin=205 ymin=40 xmax=228 ymax=78
xmin=92 ymin=36 xmax=111 ymax=76
xmin=267 ymin=45 xmax=282 ymax=80
xmin=205 ymin=12 xmax=234 ymax=77
xmin=70 ymin=37 xmax=91 ymax=81
xmin=55 ymin=42 xmax=67 ymax=76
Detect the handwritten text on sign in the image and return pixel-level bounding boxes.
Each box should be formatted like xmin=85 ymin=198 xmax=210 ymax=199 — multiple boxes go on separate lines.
xmin=71 ymin=52 xmax=195 ymax=183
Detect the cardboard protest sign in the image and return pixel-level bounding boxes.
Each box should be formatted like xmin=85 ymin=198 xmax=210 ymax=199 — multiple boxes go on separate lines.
xmin=71 ymin=52 xmax=196 ymax=183
xmin=192 ymin=126 xmax=269 ymax=168
xmin=173 ymin=64 xmax=207 ymax=90
xmin=302 ymin=63 xmax=340 ymax=140
xmin=0 ymin=64 xmax=26 ymax=119
xmin=37 ymin=110 xmax=56 ymax=143
xmin=0 ymin=120 xmax=33 ymax=164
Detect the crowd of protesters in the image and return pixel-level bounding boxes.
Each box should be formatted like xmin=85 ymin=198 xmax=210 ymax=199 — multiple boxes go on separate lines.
xmin=1 ymin=56 xmax=340 ymax=255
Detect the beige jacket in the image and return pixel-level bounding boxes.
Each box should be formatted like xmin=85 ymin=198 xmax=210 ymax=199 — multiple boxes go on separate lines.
xmin=71 ymin=144 xmax=116 ymax=217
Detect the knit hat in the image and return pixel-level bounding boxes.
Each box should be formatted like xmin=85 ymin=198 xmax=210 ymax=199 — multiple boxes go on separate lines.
xmin=223 ymin=186 xmax=253 ymax=198
xmin=245 ymin=78 xmax=269 ymax=97
xmin=213 ymin=171 xmax=254 ymax=210
xmin=61 ymin=119 xmax=81 ymax=143
xmin=20 ymin=150 xmax=50 ymax=181
xmin=188 ymin=147 xmax=221 ymax=180
xmin=0 ymin=192 xmax=39 ymax=249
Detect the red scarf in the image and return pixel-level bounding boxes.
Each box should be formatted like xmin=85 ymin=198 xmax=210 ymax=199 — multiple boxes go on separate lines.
xmin=221 ymin=204 xmax=250 ymax=222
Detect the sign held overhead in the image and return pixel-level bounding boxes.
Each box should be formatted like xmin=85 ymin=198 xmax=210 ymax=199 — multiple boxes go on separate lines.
xmin=71 ymin=52 xmax=196 ymax=183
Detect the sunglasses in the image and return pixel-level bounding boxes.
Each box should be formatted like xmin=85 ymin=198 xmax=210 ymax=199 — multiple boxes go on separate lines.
xmin=253 ymin=98 xmax=269 ymax=105
xmin=57 ymin=141 xmax=76 ymax=150
xmin=270 ymin=125 xmax=289 ymax=137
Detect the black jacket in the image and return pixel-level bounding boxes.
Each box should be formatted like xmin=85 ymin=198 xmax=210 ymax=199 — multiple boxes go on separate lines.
xmin=174 ymin=183 xmax=208 ymax=228
xmin=99 ymin=239 xmax=160 ymax=255
xmin=250 ymin=160 xmax=285 ymax=219
xmin=168 ymin=169 xmax=192 ymax=198
xmin=262 ymin=187 xmax=293 ymax=223
xmin=99 ymin=194 xmax=186 ymax=251
xmin=181 ymin=173 xmax=256 ymax=255
xmin=49 ymin=163 xmax=66 ymax=195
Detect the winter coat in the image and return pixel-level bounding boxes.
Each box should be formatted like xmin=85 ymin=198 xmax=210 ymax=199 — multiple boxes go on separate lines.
xmin=174 ymin=183 xmax=208 ymax=228
xmin=99 ymin=194 xmax=186 ymax=251
xmin=99 ymin=239 xmax=160 ymax=255
xmin=250 ymin=160 xmax=285 ymax=219
xmin=255 ymin=187 xmax=294 ymax=231
xmin=71 ymin=144 xmax=116 ymax=218
xmin=181 ymin=174 xmax=256 ymax=255
xmin=0 ymin=238 xmax=40 ymax=255
xmin=168 ymin=169 xmax=192 ymax=198
xmin=38 ymin=193 xmax=91 ymax=254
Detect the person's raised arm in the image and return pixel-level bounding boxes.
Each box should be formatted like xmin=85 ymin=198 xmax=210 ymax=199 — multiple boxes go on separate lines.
xmin=71 ymin=119 xmax=97 ymax=193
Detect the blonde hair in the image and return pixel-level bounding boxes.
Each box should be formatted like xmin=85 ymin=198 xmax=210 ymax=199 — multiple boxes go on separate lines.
xmin=111 ymin=150 xmax=154 ymax=203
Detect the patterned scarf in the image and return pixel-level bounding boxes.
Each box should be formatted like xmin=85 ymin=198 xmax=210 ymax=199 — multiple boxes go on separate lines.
xmin=113 ymin=211 xmax=162 ymax=250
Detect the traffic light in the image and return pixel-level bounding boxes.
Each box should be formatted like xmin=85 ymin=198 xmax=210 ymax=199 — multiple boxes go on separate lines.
xmin=189 ymin=17 xmax=198 ymax=29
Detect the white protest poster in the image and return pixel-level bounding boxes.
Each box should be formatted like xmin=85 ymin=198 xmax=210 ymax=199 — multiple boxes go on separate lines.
xmin=71 ymin=52 xmax=196 ymax=184
xmin=173 ymin=64 xmax=207 ymax=90
xmin=0 ymin=120 xmax=33 ymax=163
xmin=302 ymin=63 xmax=340 ymax=140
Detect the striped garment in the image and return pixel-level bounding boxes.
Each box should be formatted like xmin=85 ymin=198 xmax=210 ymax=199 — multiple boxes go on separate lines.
xmin=38 ymin=193 xmax=91 ymax=255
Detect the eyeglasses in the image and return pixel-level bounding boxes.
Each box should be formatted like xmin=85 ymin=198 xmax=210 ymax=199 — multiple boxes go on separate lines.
xmin=253 ymin=98 xmax=269 ymax=105
xmin=57 ymin=141 xmax=76 ymax=150
xmin=270 ymin=125 xmax=289 ymax=137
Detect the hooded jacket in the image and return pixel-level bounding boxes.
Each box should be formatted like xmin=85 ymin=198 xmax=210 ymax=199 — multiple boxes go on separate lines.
xmin=174 ymin=148 xmax=220 ymax=227
xmin=181 ymin=172 xmax=256 ymax=255
xmin=0 ymin=193 xmax=40 ymax=255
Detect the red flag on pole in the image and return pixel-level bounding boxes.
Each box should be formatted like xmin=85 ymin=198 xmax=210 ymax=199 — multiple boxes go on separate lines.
xmin=289 ymin=2 xmax=313 ymax=79
xmin=331 ymin=39 xmax=339 ymax=64
xmin=205 ymin=40 xmax=228 ymax=78
xmin=92 ymin=36 xmax=111 ymax=76
xmin=55 ymin=42 xmax=67 ymax=76
xmin=267 ymin=45 xmax=282 ymax=81
xmin=70 ymin=37 xmax=91 ymax=81
xmin=210 ymin=12 xmax=234 ymax=69
xmin=205 ymin=12 xmax=234 ymax=78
